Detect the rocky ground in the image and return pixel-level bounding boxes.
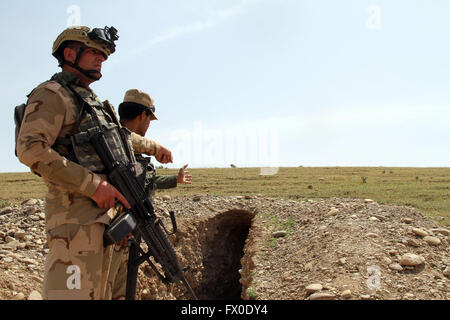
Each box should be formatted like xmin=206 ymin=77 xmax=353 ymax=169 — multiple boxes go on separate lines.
xmin=0 ymin=195 xmax=449 ymax=300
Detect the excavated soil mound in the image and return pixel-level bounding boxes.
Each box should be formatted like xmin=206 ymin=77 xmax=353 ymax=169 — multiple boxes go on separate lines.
xmin=0 ymin=195 xmax=449 ymax=300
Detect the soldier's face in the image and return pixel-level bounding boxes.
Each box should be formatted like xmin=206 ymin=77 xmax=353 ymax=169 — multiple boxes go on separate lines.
xmin=78 ymin=48 xmax=106 ymax=74
xmin=137 ymin=113 xmax=152 ymax=136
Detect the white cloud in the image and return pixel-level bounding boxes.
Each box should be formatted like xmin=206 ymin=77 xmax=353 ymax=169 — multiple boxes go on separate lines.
xmin=265 ymin=103 xmax=449 ymax=134
xmin=104 ymin=0 xmax=262 ymax=70
xmin=136 ymin=0 xmax=260 ymax=53
xmin=148 ymin=20 xmax=216 ymax=46
xmin=217 ymin=0 xmax=259 ymax=19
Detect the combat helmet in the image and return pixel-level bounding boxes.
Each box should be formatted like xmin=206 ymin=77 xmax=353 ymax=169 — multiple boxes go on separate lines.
xmin=52 ymin=25 xmax=118 ymax=79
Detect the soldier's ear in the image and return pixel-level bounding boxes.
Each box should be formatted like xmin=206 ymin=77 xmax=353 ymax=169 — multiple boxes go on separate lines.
xmin=139 ymin=111 xmax=147 ymax=120
xmin=63 ymin=47 xmax=77 ymax=64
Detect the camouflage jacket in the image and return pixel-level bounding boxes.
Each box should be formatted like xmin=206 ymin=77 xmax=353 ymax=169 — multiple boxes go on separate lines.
xmin=16 ymin=71 xmax=162 ymax=230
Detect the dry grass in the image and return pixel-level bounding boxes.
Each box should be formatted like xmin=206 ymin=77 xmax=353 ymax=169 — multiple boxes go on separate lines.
xmin=1 ymin=167 xmax=449 ymax=226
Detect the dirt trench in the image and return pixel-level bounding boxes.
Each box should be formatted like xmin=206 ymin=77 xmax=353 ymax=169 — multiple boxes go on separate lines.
xmin=136 ymin=209 xmax=256 ymax=300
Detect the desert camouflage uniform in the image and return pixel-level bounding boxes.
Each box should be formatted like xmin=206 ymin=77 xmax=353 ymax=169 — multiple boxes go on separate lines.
xmin=16 ymin=71 xmax=161 ymax=300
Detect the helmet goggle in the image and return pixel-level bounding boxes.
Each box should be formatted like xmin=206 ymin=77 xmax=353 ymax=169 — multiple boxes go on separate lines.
xmin=88 ymin=26 xmax=119 ymax=54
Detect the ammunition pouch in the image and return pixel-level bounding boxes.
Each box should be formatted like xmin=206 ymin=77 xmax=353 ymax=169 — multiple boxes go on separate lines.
xmin=71 ymin=122 xmax=131 ymax=173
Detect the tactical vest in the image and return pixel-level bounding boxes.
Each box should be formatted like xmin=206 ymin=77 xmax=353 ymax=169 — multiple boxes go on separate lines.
xmin=49 ymin=73 xmax=135 ymax=173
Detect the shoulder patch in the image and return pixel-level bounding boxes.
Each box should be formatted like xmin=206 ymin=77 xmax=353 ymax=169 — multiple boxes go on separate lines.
xmin=33 ymin=81 xmax=72 ymax=101
xmin=42 ymin=81 xmax=64 ymax=94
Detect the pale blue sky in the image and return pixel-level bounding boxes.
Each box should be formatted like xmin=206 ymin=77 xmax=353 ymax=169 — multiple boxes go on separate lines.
xmin=1 ymin=0 xmax=449 ymax=172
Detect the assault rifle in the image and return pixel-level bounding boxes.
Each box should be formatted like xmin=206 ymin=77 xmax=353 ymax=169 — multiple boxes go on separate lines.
xmin=82 ymin=124 xmax=198 ymax=300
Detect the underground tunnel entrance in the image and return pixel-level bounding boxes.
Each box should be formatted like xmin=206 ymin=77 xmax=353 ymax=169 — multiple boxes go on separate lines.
xmin=194 ymin=209 xmax=254 ymax=300
xmin=137 ymin=209 xmax=256 ymax=300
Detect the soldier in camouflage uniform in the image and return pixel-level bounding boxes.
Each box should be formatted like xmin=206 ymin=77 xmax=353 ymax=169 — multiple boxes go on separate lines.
xmin=16 ymin=26 xmax=172 ymax=300
xmin=118 ymin=89 xmax=192 ymax=200
xmin=108 ymin=89 xmax=190 ymax=299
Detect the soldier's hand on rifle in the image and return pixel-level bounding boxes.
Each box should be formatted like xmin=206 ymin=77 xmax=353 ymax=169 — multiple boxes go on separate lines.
xmin=177 ymin=164 xmax=192 ymax=184
xmin=155 ymin=145 xmax=173 ymax=164
xmin=91 ymin=180 xmax=131 ymax=209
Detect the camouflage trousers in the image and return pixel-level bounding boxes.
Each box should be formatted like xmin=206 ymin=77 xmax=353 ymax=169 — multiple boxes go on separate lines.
xmin=43 ymin=223 xmax=129 ymax=300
